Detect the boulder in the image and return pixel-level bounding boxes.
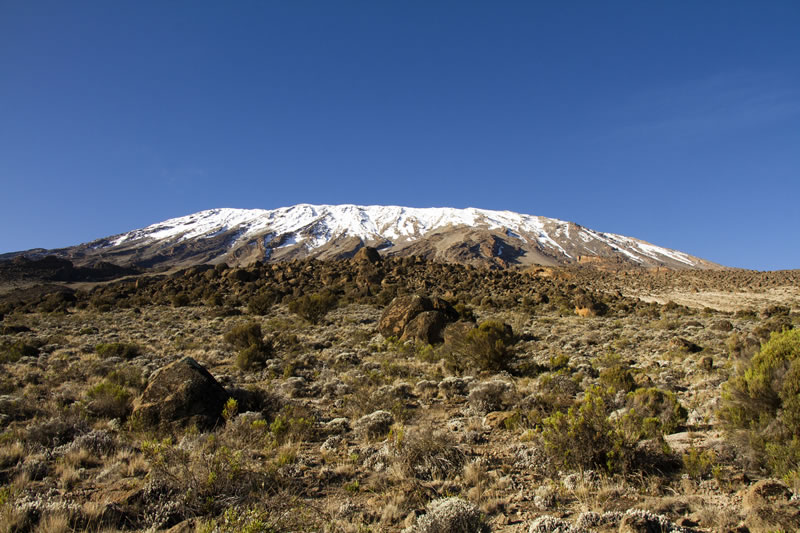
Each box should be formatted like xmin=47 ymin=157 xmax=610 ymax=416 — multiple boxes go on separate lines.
xmin=379 ymin=295 xmax=430 ymax=338
xmin=132 ymin=357 xmax=229 ymax=431
xmin=353 ymin=246 xmax=382 ymax=264
xmin=402 ymin=311 xmax=448 ymax=344
xmin=379 ymin=294 xmax=460 ymax=341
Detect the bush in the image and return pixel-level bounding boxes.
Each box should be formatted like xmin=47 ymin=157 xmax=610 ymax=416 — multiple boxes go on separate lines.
xmin=288 ymin=291 xmax=338 ymax=324
xmin=95 ymin=342 xmax=141 ymax=359
xmin=542 ymin=386 xmax=628 ymax=472
xmin=1 ymin=340 xmax=41 ymax=363
xmin=619 ymin=388 xmax=687 ymax=439
xmin=86 ymin=380 xmax=132 ymax=419
xmin=391 ymin=428 xmax=466 ymax=481
xmin=720 ymin=329 xmax=800 ymax=475
xmin=224 ymin=322 xmax=264 ymax=350
xmin=247 ymin=292 xmax=275 ymax=316
xmin=447 ymin=320 xmax=514 ymax=372
xmin=224 ymin=322 xmax=272 ymax=370
xmin=412 ymin=497 xmax=489 ymax=533
xmin=599 ymin=364 xmax=636 ymax=393
xmin=171 ymin=292 xmax=191 ymax=307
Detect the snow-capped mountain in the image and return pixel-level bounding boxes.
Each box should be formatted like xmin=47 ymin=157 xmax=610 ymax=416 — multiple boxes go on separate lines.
xmin=12 ymin=204 xmax=720 ymax=270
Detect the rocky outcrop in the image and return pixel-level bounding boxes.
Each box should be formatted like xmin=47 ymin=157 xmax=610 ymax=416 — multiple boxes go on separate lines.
xmin=132 ymin=357 xmax=229 ymax=431
xmin=378 ymin=295 xmax=459 ymax=342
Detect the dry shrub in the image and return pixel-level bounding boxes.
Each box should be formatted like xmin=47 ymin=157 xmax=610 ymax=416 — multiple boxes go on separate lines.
xmin=391 ymin=428 xmax=465 ymax=481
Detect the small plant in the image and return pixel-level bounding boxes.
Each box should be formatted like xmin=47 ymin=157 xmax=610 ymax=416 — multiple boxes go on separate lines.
xmin=288 ymin=291 xmax=338 ymax=324
xmin=447 ymin=320 xmax=515 ymax=372
xmin=225 ymin=322 xmax=272 ymax=370
xmin=247 ymin=292 xmax=275 ymax=316
xmin=95 ymin=342 xmax=141 ymax=359
xmin=86 ymin=380 xmax=132 ymax=419
xmin=541 ymin=386 xmax=636 ymax=473
xmin=683 ymin=446 xmax=717 ymax=480
xmin=720 ymin=329 xmax=800 ymax=475
xmin=0 ymin=340 xmax=41 ymax=363
xmin=599 ymin=364 xmax=636 ymax=393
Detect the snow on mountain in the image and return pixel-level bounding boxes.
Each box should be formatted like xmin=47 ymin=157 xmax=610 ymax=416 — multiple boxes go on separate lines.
xmin=94 ymin=204 xmax=710 ymax=269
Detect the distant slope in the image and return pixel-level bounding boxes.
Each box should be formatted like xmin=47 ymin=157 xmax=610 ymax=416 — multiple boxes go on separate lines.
xmin=2 ymin=204 xmax=722 ymax=270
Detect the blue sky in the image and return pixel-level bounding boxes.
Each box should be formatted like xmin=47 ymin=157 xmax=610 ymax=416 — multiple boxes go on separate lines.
xmin=1 ymin=1 xmax=798 ymax=270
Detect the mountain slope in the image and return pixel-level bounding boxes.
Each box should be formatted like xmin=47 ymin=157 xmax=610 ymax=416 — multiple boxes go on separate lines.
xmin=9 ymin=204 xmax=721 ymax=270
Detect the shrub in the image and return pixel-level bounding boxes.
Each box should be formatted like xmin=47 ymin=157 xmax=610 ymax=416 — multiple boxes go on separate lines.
xmin=1 ymin=340 xmax=41 ymax=363
xmin=412 ymin=497 xmax=489 ymax=533
xmin=225 ymin=322 xmax=264 ymax=350
xmin=95 ymin=342 xmax=141 ymax=359
xmin=391 ymin=428 xmax=466 ymax=481
xmin=541 ymin=386 xmax=638 ymax=473
xmin=224 ymin=322 xmax=272 ymax=370
xmin=599 ymin=364 xmax=636 ymax=393
xmin=237 ymin=344 xmax=271 ymax=371
xmin=448 ymin=320 xmax=514 ymax=372
xmin=720 ymin=329 xmax=800 ymax=475
xmin=247 ymin=292 xmax=275 ymax=316
xmin=619 ymin=388 xmax=687 ymax=439
xmin=288 ymin=291 xmax=338 ymax=324
xmin=171 ymin=292 xmax=191 ymax=307
xmin=86 ymin=380 xmax=132 ymax=419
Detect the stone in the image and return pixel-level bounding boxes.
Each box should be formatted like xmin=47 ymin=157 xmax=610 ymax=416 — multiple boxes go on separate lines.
xmin=401 ymin=310 xmax=448 ymax=344
xmin=379 ymin=294 xmax=458 ymax=340
xmin=353 ymin=246 xmax=382 ymax=264
xmin=131 ymin=356 xmax=229 ymax=431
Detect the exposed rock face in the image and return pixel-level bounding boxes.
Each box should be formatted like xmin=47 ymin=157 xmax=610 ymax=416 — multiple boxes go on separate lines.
xmin=132 ymin=357 xmax=229 ymax=431
xmin=378 ymin=295 xmax=459 ymax=341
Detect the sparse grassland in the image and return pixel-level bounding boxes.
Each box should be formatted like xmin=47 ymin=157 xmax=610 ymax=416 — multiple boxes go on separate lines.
xmin=0 ymin=258 xmax=798 ymax=531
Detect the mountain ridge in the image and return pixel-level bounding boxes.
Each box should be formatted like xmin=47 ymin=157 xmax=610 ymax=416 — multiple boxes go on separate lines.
xmin=2 ymin=204 xmax=722 ymax=270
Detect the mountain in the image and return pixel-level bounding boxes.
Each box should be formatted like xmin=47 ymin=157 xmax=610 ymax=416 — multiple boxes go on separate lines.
xmin=4 ymin=204 xmax=721 ymax=270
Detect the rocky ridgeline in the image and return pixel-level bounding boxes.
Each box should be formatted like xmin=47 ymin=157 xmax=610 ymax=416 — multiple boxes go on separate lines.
xmin=0 ymin=248 xmax=637 ymax=320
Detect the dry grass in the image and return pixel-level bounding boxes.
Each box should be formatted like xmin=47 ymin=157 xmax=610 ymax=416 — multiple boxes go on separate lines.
xmin=0 ymin=262 xmax=797 ymax=531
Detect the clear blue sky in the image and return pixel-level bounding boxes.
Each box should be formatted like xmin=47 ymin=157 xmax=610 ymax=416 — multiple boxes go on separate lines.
xmin=2 ymin=1 xmax=798 ymax=270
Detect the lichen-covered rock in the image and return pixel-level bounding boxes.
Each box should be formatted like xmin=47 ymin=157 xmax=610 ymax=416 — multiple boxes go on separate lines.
xmin=131 ymin=356 xmax=229 ymax=431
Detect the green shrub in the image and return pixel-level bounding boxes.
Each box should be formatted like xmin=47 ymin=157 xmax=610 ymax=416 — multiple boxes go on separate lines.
xmin=247 ymin=292 xmax=275 ymax=316
xmin=448 ymin=320 xmax=514 ymax=372
xmin=720 ymin=329 xmax=800 ymax=475
xmin=171 ymin=292 xmax=191 ymax=307
xmin=1 ymin=340 xmax=41 ymax=363
xmin=224 ymin=322 xmax=272 ymax=370
xmin=598 ymin=364 xmax=636 ymax=393
xmin=541 ymin=386 xmax=633 ymax=473
xmin=224 ymin=322 xmax=265 ymax=350
xmin=288 ymin=291 xmax=338 ymax=324
xmin=95 ymin=342 xmax=141 ymax=359
xmin=619 ymin=388 xmax=687 ymax=439
xmin=86 ymin=380 xmax=132 ymax=419
xmin=237 ymin=344 xmax=271 ymax=371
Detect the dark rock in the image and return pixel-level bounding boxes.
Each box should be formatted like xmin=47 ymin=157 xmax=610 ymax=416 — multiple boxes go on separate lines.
xmin=378 ymin=295 xmax=430 ymax=339
xmin=353 ymin=246 xmax=382 ymax=264
xmin=669 ymin=337 xmax=703 ymax=353
xmin=401 ymin=310 xmax=448 ymax=344
xmin=711 ymin=320 xmax=734 ymax=332
xmin=132 ymin=356 xmax=229 ymax=431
